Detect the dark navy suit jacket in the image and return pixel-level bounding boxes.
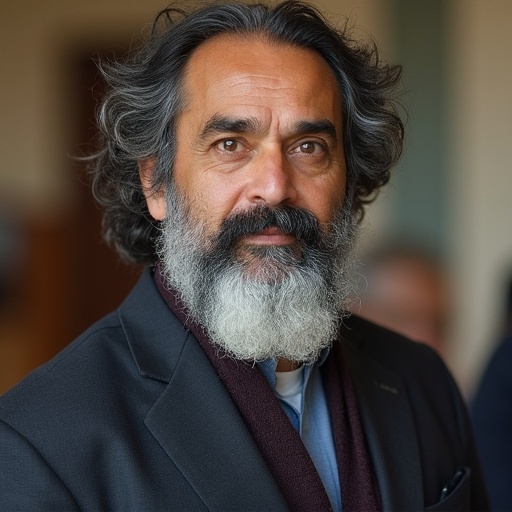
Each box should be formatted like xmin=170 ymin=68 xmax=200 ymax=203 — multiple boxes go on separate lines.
xmin=0 ymin=269 xmax=488 ymax=510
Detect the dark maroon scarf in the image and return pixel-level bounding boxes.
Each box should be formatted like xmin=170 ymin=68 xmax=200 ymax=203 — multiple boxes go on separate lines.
xmin=154 ymin=268 xmax=381 ymax=511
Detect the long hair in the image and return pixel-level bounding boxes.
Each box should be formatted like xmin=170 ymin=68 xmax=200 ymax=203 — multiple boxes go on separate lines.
xmin=91 ymin=1 xmax=404 ymax=264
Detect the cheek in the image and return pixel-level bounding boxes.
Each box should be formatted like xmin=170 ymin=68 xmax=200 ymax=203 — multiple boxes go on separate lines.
xmin=179 ymin=174 xmax=246 ymax=234
xmin=299 ymin=176 xmax=346 ymax=225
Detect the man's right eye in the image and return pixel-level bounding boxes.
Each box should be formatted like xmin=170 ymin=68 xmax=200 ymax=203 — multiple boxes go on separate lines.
xmin=216 ymin=139 xmax=240 ymax=152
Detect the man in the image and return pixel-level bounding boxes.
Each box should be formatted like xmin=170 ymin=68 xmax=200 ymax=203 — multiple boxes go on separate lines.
xmin=0 ymin=2 xmax=488 ymax=510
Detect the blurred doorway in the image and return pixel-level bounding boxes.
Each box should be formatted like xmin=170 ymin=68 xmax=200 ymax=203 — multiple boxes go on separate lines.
xmin=0 ymin=46 xmax=141 ymax=394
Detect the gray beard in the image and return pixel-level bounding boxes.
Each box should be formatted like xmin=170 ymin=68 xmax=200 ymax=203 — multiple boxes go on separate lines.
xmin=156 ymin=182 xmax=359 ymax=364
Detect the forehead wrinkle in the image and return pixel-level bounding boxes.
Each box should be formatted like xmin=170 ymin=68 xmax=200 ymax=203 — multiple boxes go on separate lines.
xmin=234 ymin=74 xmax=290 ymax=91
xmin=220 ymin=66 xmax=310 ymax=98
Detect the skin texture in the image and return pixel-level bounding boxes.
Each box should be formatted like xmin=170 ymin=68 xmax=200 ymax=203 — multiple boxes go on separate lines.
xmin=140 ymin=34 xmax=349 ymax=370
xmin=141 ymin=34 xmax=347 ymax=240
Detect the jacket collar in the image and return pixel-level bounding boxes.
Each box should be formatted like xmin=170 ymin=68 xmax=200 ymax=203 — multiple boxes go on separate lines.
xmin=118 ymin=270 xmax=424 ymax=511
xmin=117 ymin=269 xmax=288 ymax=511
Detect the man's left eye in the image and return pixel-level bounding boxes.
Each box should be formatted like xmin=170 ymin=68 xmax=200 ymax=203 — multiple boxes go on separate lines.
xmin=300 ymin=142 xmax=315 ymax=154
xmin=216 ymin=139 xmax=241 ymax=152
xmin=295 ymin=141 xmax=325 ymax=155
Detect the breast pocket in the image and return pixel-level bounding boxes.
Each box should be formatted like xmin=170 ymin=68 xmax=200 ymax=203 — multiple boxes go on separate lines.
xmin=425 ymin=467 xmax=470 ymax=512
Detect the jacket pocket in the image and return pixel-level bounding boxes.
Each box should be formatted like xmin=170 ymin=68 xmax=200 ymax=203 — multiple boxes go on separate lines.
xmin=425 ymin=467 xmax=470 ymax=512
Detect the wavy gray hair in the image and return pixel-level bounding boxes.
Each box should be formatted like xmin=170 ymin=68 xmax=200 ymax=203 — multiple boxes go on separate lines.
xmin=91 ymin=0 xmax=404 ymax=264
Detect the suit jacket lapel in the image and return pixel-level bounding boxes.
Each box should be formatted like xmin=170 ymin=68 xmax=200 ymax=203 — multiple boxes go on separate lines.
xmin=342 ymin=324 xmax=424 ymax=512
xmin=118 ymin=270 xmax=287 ymax=511
xmin=145 ymin=335 xmax=287 ymax=511
xmin=119 ymin=271 xmax=425 ymax=510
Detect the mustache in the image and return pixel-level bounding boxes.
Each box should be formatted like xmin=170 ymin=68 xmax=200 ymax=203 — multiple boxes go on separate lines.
xmin=214 ymin=205 xmax=321 ymax=249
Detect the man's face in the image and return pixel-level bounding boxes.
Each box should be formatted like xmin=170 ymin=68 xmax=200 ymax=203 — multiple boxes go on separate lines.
xmin=146 ymin=34 xmax=347 ymax=267
xmin=145 ymin=34 xmax=357 ymax=363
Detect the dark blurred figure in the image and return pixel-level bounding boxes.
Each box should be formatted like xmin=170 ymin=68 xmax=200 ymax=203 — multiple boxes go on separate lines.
xmin=0 ymin=210 xmax=30 ymax=394
xmin=354 ymin=243 xmax=450 ymax=357
xmin=0 ymin=212 xmax=22 ymax=311
xmin=471 ymin=273 xmax=512 ymax=512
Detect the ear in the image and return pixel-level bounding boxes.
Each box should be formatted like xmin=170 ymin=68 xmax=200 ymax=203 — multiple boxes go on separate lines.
xmin=138 ymin=158 xmax=166 ymax=221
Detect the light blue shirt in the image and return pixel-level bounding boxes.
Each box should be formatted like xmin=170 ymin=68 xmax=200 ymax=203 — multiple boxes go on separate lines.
xmin=258 ymin=354 xmax=342 ymax=511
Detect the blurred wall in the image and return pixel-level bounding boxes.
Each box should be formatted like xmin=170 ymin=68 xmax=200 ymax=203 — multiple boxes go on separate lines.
xmin=0 ymin=1 xmax=170 ymax=217
xmin=447 ymin=0 xmax=512 ymax=391
xmin=1 ymin=0 xmax=511 ymax=394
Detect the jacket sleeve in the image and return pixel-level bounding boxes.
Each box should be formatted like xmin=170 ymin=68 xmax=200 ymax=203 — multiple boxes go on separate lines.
xmin=0 ymin=420 xmax=80 ymax=511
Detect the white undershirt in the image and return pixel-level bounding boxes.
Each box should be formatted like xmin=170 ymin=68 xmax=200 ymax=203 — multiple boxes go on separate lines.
xmin=274 ymin=366 xmax=304 ymax=413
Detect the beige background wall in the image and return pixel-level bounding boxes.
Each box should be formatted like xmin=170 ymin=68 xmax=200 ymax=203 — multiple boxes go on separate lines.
xmin=447 ymin=0 xmax=512 ymax=390
xmin=0 ymin=1 xmax=168 ymax=216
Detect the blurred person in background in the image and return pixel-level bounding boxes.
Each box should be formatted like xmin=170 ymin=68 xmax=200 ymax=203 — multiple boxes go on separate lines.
xmin=471 ymin=272 xmax=512 ymax=511
xmin=353 ymin=243 xmax=451 ymax=358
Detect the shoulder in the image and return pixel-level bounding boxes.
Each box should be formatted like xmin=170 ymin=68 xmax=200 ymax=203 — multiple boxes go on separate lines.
xmin=0 ymin=311 xmax=126 ymax=421
xmin=0 ymin=309 xmax=139 ymax=506
xmin=0 ymin=268 xmax=166 ymax=420
xmin=341 ymin=314 xmax=466 ymax=429
xmin=342 ymin=313 xmax=445 ymax=373
xmin=0 ymin=268 xmax=185 ymax=445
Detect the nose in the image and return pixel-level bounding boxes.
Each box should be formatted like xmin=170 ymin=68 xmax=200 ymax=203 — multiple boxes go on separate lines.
xmin=245 ymin=149 xmax=298 ymax=207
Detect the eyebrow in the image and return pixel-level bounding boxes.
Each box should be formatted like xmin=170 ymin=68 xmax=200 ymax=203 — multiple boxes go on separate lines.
xmin=199 ymin=115 xmax=261 ymax=140
xmin=198 ymin=115 xmax=339 ymax=147
xmin=294 ymin=120 xmax=338 ymax=147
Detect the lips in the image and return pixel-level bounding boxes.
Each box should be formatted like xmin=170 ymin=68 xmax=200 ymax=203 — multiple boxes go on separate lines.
xmin=214 ymin=205 xmax=320 ymax=251
xmin=242 ymin=226 xmax=297 ymax=246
